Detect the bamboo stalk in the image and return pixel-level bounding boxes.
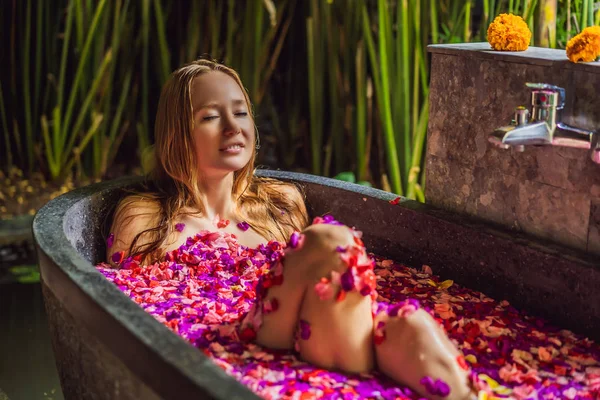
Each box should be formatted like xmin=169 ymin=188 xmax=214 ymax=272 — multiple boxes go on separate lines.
xmin=208 ymin=1 xmax=218 ymax=59
xmin=74 ymin=0 xmax=84 ymax=56
xmin=186 ymin=1 xmax=202 ymax=62
xmin=41 ymin=116 xmax=57 ymax=177
xmin=523 ymin=0 xmax=538 ymax=44
xmin=95 ymin=0 xmax=129 ymax=178
xmin=0 ymin=83 xmax=11 ymax=168
xmin=12 ymin=120 xmax=23 ymax=166
xmin=103 ymin=70 xmax=132 ymax=176
xmin=23 ymin=0 xmax=34 ymax=171
xmin=33 ymin=1 xmax=43 ymax=134
xmin=252 ymin=0 xmax=265 ymax=100
xmin=74 ymin=0 xmax=88 ymax=103
xmin=430 ymin=0 xmax=439 ymax=44
xmin=64 ymin=114 xmax=104 ymax=175
xmin=141 ymin=0 xmax=150 ymax=154
xmin=483 ymin=0 xmax=490 ymax=28
xmin=325 ymin=3 xmax=343 ymax=175
xmin=153 ymin=0 xmax=170 ymax=84
xmin=464 ymin=0 xmax=472 ymax=41
xmin=406 ymin=102 xmax=428 ymax=198
xmin=536 ymin=0 xmax=557 ymax=47
xmin=257 ymin=11 xmax=292 ymax=104
xmin=225 ymin=0 xmax=235 ymax=65
xmin=364 ymin=1 xmax=403 ymax=194
xmin=50 ymin=107 xmax=61 ymax=176
xmin=397 ymin=0 xmax=410 ymax=185
xmin=307 ymin=17 xmax=322 ymax=175
xmin=61 ymin=0 xmax=107 ymax=154
xmin=356 ymin=41 xmax=367 ymax=181
xmin=62 ymin=49 xmax=113 ymax=178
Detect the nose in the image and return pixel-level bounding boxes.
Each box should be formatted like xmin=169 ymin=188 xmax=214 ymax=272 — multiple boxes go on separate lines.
xmin=223 ymin=113 xmax=241 ymax=136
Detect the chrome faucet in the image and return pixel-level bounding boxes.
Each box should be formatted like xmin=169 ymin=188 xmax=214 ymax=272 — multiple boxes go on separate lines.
xmin=489 ymin=83 xmax=600 ymax=164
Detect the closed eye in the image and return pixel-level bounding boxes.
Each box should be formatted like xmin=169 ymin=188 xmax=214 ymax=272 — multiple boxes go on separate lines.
xmin=202 ymin=115 xmax=219 ymax=121
xmin=235 ymin=112 xmax=248 ymax=117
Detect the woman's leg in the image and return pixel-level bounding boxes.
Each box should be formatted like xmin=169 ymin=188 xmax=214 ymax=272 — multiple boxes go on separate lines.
xmin=373 ymin=306 xmax=474 ymax=400
xmin=242 ymin=223 xmax=375 ymax=372
xmin=241 ymin=222 xmax=474 ymax=399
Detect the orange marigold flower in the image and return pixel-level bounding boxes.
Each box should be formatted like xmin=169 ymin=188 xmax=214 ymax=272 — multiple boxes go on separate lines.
xmin=487 ymin=13 xmax=531 ymax=51
xmin=566 ymin=26 xmax=600 ymax=63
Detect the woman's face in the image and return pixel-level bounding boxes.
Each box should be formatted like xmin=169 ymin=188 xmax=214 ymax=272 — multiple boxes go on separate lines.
xmin=190 ymin=71 xmax=255 ymax=178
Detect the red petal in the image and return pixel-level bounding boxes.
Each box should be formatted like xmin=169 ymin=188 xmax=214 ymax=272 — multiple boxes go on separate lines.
xmin=239 ymin=326 xmax=257 ymax=341
xmin=456 ymin=355 xmax=470 ymax=370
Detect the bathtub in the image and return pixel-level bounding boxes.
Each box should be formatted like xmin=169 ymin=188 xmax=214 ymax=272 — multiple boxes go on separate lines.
xmin=33 ymin=170 xmax=600 ymax=400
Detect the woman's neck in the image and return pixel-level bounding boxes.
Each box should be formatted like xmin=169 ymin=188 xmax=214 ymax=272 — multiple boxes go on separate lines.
xmin=197 ymin=173 xmax=236 ymax=220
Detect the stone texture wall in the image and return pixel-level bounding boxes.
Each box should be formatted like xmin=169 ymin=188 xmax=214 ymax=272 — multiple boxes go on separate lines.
xmin=425 ymin=43 xmax=600 ymax=255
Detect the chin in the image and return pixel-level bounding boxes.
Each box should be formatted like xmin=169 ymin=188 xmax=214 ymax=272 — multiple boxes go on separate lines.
xmin=220 ymin=159 xmax=252 ymax=173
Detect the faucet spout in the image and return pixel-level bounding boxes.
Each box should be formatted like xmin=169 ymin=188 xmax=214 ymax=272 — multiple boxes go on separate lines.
xmin=492 ymin=121 xmax=551 ymax=146
xmin=554 ymin=123 xmax=595 ymax=149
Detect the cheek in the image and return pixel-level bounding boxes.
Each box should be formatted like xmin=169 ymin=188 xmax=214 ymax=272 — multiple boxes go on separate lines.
xmin=243 ymin=120 xmax=256 ymax=138
xmin=192 ymin=128 xmax=218 ymax=151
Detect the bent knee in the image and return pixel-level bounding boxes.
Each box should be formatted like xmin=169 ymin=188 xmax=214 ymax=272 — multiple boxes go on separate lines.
xmin=301 ymin=223 xmax=357 ymax=252
xmin=284 ymin=224 xmax=366 ymax=281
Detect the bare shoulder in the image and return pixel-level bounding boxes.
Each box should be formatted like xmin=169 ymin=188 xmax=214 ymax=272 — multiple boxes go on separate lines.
xmin=106 ymin=195 xmax=162 ymax=265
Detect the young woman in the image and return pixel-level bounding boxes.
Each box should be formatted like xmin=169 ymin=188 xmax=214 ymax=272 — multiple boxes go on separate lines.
xmin=107 ymin=59 xmax=476 ymax=400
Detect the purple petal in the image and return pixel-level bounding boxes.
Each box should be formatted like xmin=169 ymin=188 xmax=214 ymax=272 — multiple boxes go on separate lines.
xmin=435 ymin=379 xmax=451 ymax=397
xmin=289 ymin=232 xmax=300 ymax=249
xmin=387 ymin=304 xmax=401 ymax=317
xmin=340 ymin=270 xmax=355 ymax=292
xmin=237 ymin=221 xmax=250 ymax=231
xmin=419 ymin=376 xmax=434 ymax=388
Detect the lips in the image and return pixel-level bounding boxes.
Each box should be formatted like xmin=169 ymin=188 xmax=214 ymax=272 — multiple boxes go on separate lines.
xmin=219 ymin=142 xmax=245 ymax=151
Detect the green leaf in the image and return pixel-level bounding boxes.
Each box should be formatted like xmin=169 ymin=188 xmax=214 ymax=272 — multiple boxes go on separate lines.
xmin=334 ymin=171 xmax=357 ymax=183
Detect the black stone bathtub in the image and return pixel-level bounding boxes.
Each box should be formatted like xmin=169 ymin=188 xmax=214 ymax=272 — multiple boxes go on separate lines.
xmin=33 ymin=170 xmax=600 ymax=400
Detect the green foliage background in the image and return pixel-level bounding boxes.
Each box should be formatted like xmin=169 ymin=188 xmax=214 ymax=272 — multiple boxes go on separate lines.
xmin=1 ymin=0 xmax=598 ymax=201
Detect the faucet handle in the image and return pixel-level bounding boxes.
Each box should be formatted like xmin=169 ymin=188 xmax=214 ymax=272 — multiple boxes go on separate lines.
xmin=525 ymin=83 xmax=565 ymax=109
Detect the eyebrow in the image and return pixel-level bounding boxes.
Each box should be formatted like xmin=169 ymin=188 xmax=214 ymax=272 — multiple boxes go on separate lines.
xmin=196 ymin=99 xmax=246 ymax=111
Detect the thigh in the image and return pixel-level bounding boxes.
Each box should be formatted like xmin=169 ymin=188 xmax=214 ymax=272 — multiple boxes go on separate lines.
xmin=251 ymin=224 xmax=360 ymax=349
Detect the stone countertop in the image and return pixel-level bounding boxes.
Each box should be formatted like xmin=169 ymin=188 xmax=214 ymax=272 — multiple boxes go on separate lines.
xmin=428 ymin=42 xmax=600 ymax=74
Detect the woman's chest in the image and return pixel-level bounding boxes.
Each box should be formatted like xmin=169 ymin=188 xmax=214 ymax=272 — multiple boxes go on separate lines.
xmin=164 ymin=215 xmax=269 ymax=252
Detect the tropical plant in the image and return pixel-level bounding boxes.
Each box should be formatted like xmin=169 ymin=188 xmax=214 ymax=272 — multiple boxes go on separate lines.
xmin=2 ymin=0 xmax=599 ymax=207
xmin=1 ymin=0 xmax=134 ymax=181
